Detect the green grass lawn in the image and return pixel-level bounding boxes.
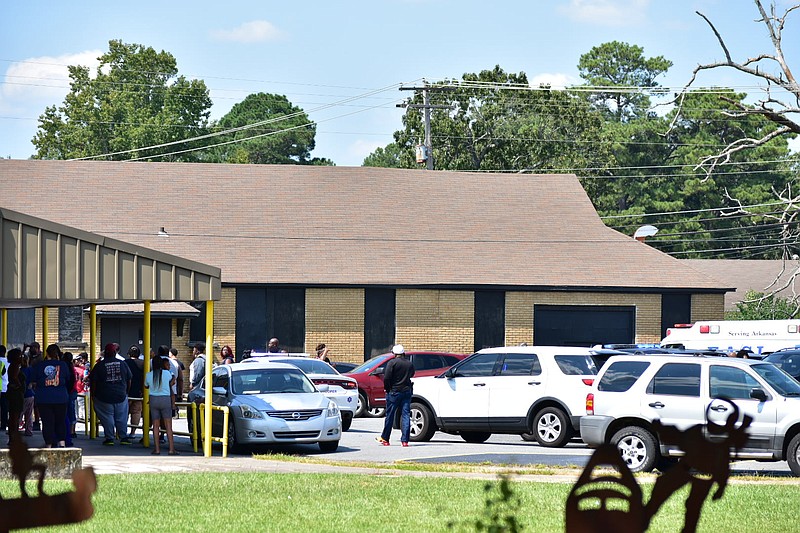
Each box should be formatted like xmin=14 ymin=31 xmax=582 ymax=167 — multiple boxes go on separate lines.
xmin=4 ymin=473 xmax=799 ymax=532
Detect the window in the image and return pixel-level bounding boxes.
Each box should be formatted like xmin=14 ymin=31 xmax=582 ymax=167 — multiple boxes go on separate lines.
xmin=442 ymin=355 xmax=462 ymax=366
xmin=189 ymin=302 xmax=207 ymax=343
xmin=555 ymin=355 xmax=598 ymax=376
xmin=453 ymin=353 xmax=500 ymax=377
xmin=413 ymin=354 xmax=442 ymax=371
xmin=212 ymin=372 xmax=230 ymax=391
xmin=58 ymin=306 xmax=83 ymax=342
xmin=498 ymin=354 xmax=541 ymax=376
xmin=598 ymin=361 xmax=651 ymax=392
xmin=709 ymin=365 xmax=762 ymax=400
xmin=647 ymin=363 xmax=701 ymax=397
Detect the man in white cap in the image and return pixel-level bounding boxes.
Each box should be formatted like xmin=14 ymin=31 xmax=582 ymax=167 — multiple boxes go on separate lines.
xmin=376 ymin=344 xmax=415 ymax=447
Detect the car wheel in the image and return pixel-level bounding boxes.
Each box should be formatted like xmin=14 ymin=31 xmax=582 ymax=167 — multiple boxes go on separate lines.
xmin=787 ymin=433 xmax=800 ymax=476
xmin=355 ymin=392 xmax=368 ymax=418
xmin=227 ymin=418 xmax=242 ymax=455
xmin=319 ymin=440 xmax=339 ymax=453
xmin=409 ymin=402 xmax=436 ymax=442
xmin=460 ymin=431 xmax=491 ymax=443
xmin=532 ymin=407 xmax=573 ymax=448
xmin=612 ymin=426 xmax=658 ymax=473
xmin=520 ymin=432 xmax=537 ymax=442
xmin=341 ymin=412 xmax=353 ymax=432
xmin=366 ymin=407 xmax=386 ymax=418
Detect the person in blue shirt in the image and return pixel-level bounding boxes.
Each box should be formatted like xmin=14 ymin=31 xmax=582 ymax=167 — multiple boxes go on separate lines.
xmin=32 ymin=344 xmax=73 ymax=448
xmin=145 ymin=355 xmax=177 ymax=455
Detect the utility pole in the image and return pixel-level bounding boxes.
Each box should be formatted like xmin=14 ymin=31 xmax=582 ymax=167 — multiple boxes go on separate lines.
xmin=398 ymin=81 xmax=454 ymax=170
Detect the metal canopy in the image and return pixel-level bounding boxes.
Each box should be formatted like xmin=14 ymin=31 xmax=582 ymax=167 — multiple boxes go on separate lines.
xmin=0 ymin=207 xmax=221 ymax=309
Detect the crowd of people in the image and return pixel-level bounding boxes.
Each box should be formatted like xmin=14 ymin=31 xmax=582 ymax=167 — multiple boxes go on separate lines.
xmin=0 ymin=341 xmax=198 ymax=454
xmin=0 ymin=337 xmax=348 ymax=453
xmin=0 ymin=342 xmax=85 ymax=448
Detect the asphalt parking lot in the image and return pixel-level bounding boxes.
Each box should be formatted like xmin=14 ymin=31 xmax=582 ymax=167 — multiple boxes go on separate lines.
xmin=59 ymin=415 xmax=792 ymax=477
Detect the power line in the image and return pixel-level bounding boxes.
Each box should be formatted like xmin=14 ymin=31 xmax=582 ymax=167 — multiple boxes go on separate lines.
xmin=600 ymin=200 xmax=791 ymax=220
xmin=71 ymin=83 xmax=408 ymax=161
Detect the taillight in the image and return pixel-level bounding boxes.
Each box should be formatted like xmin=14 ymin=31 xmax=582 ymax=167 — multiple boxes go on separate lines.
xmin=582 ymin=378 xmax=594 ymax=386
xmin=586 ymin=393 xmax=594 ymax=415
xmin=700 ymin=325 xmax=710 ymax=334
xmin=314 ymin=379 xmax=357 ymax=390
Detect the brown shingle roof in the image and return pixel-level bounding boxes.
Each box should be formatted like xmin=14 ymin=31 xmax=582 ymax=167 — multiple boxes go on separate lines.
xmin=1 ymin=159 xmax=727 ymax=291
xmin=683 ymin=259 xmax=799 ymax=310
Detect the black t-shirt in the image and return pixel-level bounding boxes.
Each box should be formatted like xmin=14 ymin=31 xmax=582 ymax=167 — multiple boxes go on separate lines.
xmin=125 ymin=358 xmax=145 ymax=398
xmin=383 ymin=356 xmax=415 ymax=393
xmin=90 ymin=358 xmax=132 ymax=403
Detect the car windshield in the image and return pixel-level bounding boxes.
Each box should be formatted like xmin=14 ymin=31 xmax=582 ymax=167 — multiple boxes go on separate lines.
xmin=751 ymin=363 xmax=800 ymax=396
xmin=554 ymin=355 xmax=598 ymax=375
xmin=230 ymin=368 xmax=316 ymax=395
xmin=348 ymin=355 xmax=387 ymax=374
xmin=764 ymin=352 xmax=800 ymax=375
xmin=272 ymin=358 xmax=338 ymax=376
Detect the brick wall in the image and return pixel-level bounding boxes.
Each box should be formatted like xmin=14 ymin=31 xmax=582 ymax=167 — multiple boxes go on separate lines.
xmin=396 ymin=289 xmax=474 ymax=354
xmin=211 ymin=288 xmax=237 ymax=363
xmin=35 ymin=307 xmax=61 ymax=348
xmin=305 ymin=288 xmax=364 ymax=363
xmin=691 ymin=293 xmax=725 ymax=322
xmin=30 ymin=288 xmax=726 ymax=370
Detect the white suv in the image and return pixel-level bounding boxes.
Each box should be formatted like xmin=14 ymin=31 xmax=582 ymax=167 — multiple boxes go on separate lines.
xmin=408 ymin=346 xmax=599 ymax=446
xmin=580 ymin=354 xmax=800 ymax=474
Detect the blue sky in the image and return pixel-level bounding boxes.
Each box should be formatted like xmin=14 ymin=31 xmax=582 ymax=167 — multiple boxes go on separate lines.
xmin=1 ymin=1 xmax=795 ymax=166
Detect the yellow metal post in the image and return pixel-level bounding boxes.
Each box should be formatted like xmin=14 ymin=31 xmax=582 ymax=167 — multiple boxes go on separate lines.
xmin=203 ymin=300 xmax=214 ymax=457
xmin=1 ymin=309 xmax=7 ymax=346
xmin=90 ymin=304 xmax=97 ymax=439
xmin=192 ymin=402 xmax=198 ymax=453
xmin=143 ymin=300 xmax=151 ymax=448
xmin=42 ymin=306 xmax=49 ymax=347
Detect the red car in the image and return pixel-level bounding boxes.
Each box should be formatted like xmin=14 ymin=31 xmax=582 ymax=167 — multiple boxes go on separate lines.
xmin=346 ymin=351 xmax=467 ymax=417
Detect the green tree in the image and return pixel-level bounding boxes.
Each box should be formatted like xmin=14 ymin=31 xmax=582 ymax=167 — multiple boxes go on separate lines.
xmin=578 ymin=41 xmax=672 ymax=122
xmin=727 ymin=290 xmax=799 ymax=319
xmin=362 ymin=142 xmax=403 ymax=168
xmin=579 ymin=41 xmax=793 ymax=259
xmin=32 ymin=40 xmax=212 ymax=161
xmin=209 ymin=93 xmax=330 ymax=165
xmin=364 ymin=66 xmax=613 ymax=175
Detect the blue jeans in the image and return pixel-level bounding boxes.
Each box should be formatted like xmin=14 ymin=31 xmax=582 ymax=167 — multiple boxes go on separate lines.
xmin=93 ymin=398 xmax=129 ymax=440
xmin=381 ymin=390 xmax=412 ymax=443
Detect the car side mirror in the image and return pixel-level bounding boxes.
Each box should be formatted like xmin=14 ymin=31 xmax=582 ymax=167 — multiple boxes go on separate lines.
xmin=444 ymin=367 xmax=458 ymax=379
xmin=316 ymin=384 xmax=330 ymax=392
xmin=370 ymin=367 xmax=385 ymax=377
xmin=212 ymin=386 xmax=227 ymax=395
xmin=750 ymin=388 xmax=768 ymax=402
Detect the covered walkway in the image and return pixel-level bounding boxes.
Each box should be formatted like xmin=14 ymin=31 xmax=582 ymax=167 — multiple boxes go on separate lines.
xmin=0 ymin=207 xmax=222 ymax=456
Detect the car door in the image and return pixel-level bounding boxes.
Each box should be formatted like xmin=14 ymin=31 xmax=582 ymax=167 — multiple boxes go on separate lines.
xmin=706 ymin=364 xmax=777 ymax=453
xmin=364 ymin=358 xmax=390 ymax=407
xmin=487 ymin=353 xmax=544 ymax=432
xmin=642 ymin=362 xmax=704 ymax=431
xmin=435 ymin=353 xmax=500 ymax=430
xmin=210 ymin=368 xmax=231 ymax=437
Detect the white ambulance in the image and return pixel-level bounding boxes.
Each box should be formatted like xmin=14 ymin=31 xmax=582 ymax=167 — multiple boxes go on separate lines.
xmin=660 ymin=320 xmax=800 ymax=356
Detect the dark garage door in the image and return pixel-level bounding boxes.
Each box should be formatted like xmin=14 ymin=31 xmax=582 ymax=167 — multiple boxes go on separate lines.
xmin=534 ymin=305 xmax=635 ymax=346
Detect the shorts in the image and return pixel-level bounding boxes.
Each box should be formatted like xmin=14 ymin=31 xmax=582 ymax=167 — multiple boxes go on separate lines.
xmin=149 ymin=395 xmax=172 ymax=420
